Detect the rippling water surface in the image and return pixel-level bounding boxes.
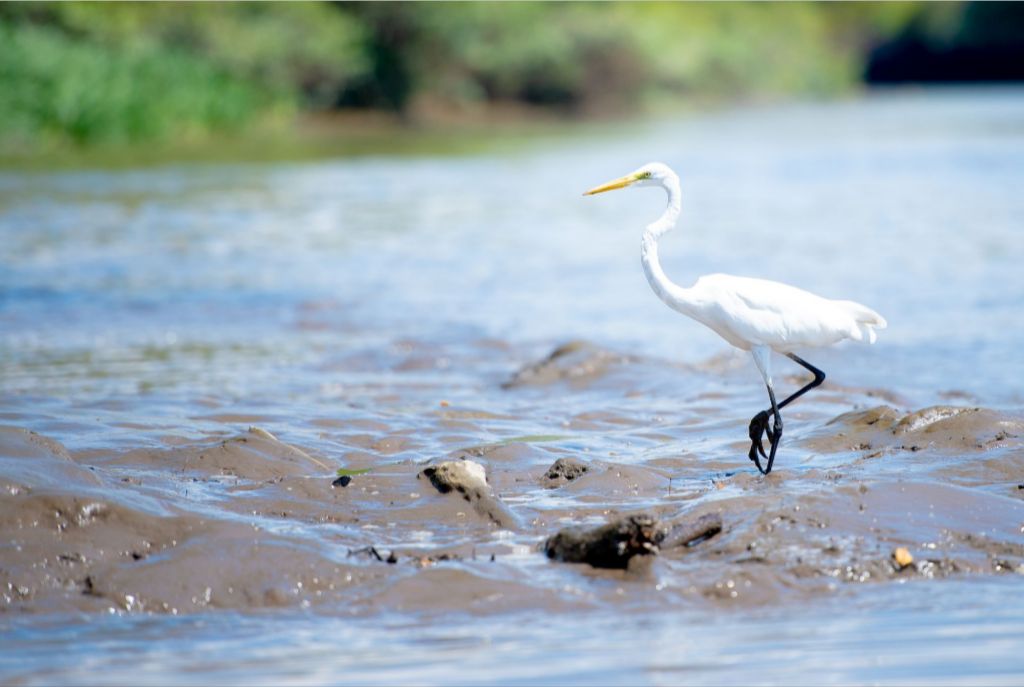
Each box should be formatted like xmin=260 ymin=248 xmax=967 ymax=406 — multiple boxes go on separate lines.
xmin=2 ymin=88 xmax=1023 ymax=685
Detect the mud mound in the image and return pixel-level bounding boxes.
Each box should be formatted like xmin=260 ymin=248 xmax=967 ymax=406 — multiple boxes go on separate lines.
xmin=0 ymin=426 xmax=102 ymax=492
xmin=111 ymin=427 xmax=332 ymax=481
xmin=502 ymin=341 xmax=636 ymax=389
xmin=659 ymin=478 xmax=1024 ymax=605
xmin=88 ymin=534 xmax=377 ymax=614
xmin=806 ymin=405 xmax=1024 ymax=455
xmin=0 ymin=490 xmax=204 ymax=612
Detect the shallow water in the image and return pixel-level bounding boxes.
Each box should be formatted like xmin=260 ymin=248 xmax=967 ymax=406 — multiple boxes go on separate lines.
xmin=2 ymin=88 xmax=1024 ymax=684
xmin=4 ymin=578 xmax=1023 ymax=686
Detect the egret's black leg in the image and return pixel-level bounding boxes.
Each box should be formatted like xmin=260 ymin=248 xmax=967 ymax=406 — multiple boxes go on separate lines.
xmin=764 ymin=384 xmax=783 ymax=474
xmin=777 ymin=353 xmax=826 ymax=410
xmin=747 ymin=354 xmax=826 ymax=474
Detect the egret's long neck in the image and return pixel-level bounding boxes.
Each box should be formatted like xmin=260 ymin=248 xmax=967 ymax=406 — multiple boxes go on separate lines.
xmin=640 ymin=176 xmax=700 ymax=316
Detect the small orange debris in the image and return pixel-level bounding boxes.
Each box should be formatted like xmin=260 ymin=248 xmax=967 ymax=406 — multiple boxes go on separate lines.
xmin=892 ymin=547 xmax=913 ymax=568
xmin=439 ymin=400 xmax=450 ymax=407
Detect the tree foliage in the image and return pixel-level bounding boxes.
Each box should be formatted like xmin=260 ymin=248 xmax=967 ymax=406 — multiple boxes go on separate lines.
xmin=0 ymin=1 xmax=977 ymax=149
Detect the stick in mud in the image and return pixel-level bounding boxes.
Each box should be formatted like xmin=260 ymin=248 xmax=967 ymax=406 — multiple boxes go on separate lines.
xmin=661 ymin=513 xmax=723 ymax=549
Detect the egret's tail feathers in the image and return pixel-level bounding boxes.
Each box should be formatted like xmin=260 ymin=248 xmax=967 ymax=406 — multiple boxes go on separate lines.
xmin=838 ymin=300 xmax=886 ymax=344
xmin=857 ymin=322 xmax=878 ymax=344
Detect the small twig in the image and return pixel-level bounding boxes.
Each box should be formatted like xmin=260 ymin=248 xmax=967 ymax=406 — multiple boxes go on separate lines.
xmin=348 ymin=546 xmax=384 ymax=562
xmin=662 ymin=513 xmax=722 ymax=549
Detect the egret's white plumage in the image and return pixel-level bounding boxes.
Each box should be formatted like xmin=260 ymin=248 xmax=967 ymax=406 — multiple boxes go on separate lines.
xmin=584 ymin=161 xmax=886 ymax=474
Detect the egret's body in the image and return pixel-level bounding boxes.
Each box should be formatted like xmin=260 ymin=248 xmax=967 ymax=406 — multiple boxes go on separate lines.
xmin=586 ymin=162 xmax=886 ymax=474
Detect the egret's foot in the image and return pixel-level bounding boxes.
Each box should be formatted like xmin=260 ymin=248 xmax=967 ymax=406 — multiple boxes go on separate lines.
xmin=747 ymin=411 xmax=770 ymax=474
xmin=747 ymin=441 xmax=765 ymax=474
xmin=748 ymin=410 xmax=783 ymax=475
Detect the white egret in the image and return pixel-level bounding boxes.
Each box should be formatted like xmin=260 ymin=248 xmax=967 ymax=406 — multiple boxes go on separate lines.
xmin=584 ymin=162 xmax=886 ymax=474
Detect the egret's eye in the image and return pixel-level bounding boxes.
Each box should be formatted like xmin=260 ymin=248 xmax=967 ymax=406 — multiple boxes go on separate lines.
xmin=638 ymin=171 xmax=652 ymax=180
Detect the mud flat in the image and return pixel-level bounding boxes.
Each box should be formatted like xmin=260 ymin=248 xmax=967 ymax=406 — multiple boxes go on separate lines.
xmin=3 ymin=342 xmax=1023 ymax=620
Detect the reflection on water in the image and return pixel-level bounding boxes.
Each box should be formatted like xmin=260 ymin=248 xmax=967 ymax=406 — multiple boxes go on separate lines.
xmin=1 ymin=88 xmax=1023 ymax=684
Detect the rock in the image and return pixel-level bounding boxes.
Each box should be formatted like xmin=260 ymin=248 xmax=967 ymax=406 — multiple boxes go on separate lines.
xmin=541 ymin=457 xmax=589 ymax=488
xmin=545 ymin=511 xmax=723 ymax=569
xmin=544 ymin=514 xmax=665 ymax=569
xmin=421 ymin=460 xmax=488 ymax=494
xmin=418 ymin=460 xmax=518 ymax=529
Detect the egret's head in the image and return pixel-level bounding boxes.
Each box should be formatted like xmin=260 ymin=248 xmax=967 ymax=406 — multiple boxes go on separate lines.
xmin=583 ymin=162 xmax=675 ymax=196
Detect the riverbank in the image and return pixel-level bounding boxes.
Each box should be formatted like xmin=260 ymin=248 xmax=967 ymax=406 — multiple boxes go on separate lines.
xmin=0 ymin=95 xmax=737 ymax=171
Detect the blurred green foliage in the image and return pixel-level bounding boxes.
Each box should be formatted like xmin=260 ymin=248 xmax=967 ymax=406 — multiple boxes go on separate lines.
xmin=0 ymin=2 xmax=965 ymax=151
xmin=0 ymin=2 xmax=366 ymax=149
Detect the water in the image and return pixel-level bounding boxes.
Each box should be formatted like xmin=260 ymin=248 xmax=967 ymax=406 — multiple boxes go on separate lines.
xmin=3 ymin=579 xmax=1022 ymax=685
xmin=1 ymin=88 xmax=1023 ymax=684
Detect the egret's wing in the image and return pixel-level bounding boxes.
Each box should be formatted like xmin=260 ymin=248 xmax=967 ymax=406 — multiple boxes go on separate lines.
xmin=694 ymin=275 xmax=883 ymax=349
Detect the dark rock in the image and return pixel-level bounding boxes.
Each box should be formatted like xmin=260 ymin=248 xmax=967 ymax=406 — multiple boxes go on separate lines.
xmin=332 ymin=475 xmax=352 ymax=488
xmin=541 ymin=457 xmax=589 ymax=488
xmin=544 ymin=514 xmax=665 ymax=569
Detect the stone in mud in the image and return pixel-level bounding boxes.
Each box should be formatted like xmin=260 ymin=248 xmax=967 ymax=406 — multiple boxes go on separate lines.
xmin=418 ymin=460 xmax=517 ymax=529
xmin=421 ymin=459 xmax=488 ymax=494
xmin=502 ymin=341 xmax=632 ymax=389
xmin=541 ymin=457 xmax=589 ymax=488
xmin=545 ymin=511 xmax=723 ymax=569
xmin=544 ymin=514 xmax=665 ymax=569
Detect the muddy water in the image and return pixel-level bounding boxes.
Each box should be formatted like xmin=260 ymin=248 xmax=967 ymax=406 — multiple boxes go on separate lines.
xmin=2 ymin=89 xmax=1024 ymax=684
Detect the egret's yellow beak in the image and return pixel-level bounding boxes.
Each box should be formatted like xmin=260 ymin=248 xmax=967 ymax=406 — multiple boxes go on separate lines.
xmin=583 ymin=172 xmax=643 ymax=196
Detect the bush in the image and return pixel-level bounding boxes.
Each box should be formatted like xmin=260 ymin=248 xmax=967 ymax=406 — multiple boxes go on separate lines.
xmin=0 ymin=21 xmax=267 ymax=146
xmin=0 ymin=2 xmax=959 ymax=152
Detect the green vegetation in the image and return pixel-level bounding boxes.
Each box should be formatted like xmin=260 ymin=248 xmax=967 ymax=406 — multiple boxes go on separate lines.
xmin=0 ymin=2 xmax=971 ymax=158
xmin=0 ymin=2 xmax=366 ymax=151
xmin=335 ymin=468 xmax=372 ymax=477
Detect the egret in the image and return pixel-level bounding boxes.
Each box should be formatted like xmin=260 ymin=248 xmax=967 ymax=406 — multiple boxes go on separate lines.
xmin=584 ymin=162 xmax=886 ymax=475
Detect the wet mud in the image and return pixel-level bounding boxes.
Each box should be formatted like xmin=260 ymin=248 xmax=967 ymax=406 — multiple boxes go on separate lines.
xmin=2 ymin=341 xmax=1023 ymax=619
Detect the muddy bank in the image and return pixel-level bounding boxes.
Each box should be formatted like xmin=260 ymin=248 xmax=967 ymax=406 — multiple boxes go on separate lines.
xmin=3 ymin=372 xmax=1023 ymax=616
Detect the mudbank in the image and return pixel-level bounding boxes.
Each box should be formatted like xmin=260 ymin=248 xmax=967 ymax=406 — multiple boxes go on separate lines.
xmin=3 ymin=374 xmax=1022 ymax=615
